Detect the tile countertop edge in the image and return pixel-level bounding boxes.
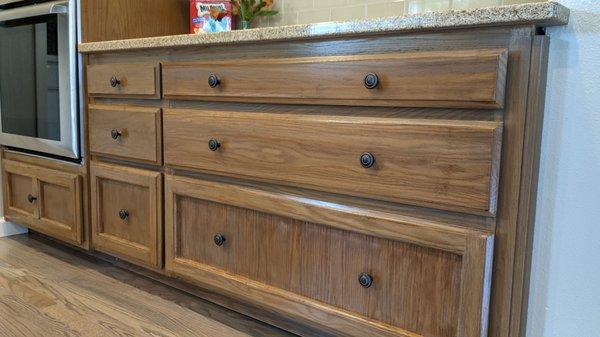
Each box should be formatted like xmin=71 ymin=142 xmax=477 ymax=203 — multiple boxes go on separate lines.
xmin=78 ymin=1 xmax=570 ymax=53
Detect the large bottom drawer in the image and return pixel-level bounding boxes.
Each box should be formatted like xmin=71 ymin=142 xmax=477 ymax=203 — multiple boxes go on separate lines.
xmin=165 ymin=175 xmax=494 ymax=337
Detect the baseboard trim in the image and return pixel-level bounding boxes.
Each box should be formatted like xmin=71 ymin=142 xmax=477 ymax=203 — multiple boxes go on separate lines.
xmin=0 ymin=218 xmax=28 ymax=237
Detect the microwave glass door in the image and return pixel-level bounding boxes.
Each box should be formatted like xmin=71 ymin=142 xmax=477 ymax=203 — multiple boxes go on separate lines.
xmin=0 ymin=1 xmax=78 ymax=159
xmin=0 ymin=14 xmax=61 ymax=141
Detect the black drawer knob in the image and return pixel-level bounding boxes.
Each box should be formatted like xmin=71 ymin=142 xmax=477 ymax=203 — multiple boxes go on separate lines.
xmin=208 ymin=74 xmax=221 ymax=88
xmin=110 ymin=76 xmax=121 ymax=88
xmin=111 ymin=129 xmax=122 ymax=140
xmin=358 ymin=272 xmax=373 ymax=288
xmin=208 ymin=138 xmax=221 ymax=151
xmin=364 ymin=73 xmax=380 ymax=89
xmin=118 ymin=209 xmax=129 ymax=220
xmin=360 ymin=153 xmax=375 ymax=168
xmin=214 ymin=233 xmax=226 ymax=246
xmin=27 ymin=194 xmax=37 ymax=204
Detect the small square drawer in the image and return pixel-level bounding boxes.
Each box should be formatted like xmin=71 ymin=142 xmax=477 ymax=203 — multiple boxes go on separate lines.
xmin=90 ymin=162 xmax=163 ymax=268
xmin=89 ymin=104 xmax=162 ymax=165
xmin=87 ymin=63 xmax=160 ymax=98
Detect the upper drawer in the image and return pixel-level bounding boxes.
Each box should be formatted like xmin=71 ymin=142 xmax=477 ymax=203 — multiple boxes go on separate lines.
xmin=163 ymin=109 xmax=503 ymax=215
xmin=89 ymin=104 xmax=162 ymax=164
xmin=87 ymin=63 xmax=160 ymax=98
xmin=162 ymin=49 xmax=508 ymax=109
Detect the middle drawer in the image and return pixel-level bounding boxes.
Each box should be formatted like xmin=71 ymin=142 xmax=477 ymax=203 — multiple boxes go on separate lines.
xmin=163 ymin=109 xmax=503 ymax=215
xmin=89 ymin=104 xmax=163 ymax=165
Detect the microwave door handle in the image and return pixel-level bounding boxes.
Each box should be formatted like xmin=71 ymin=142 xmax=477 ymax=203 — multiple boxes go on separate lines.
xmin=0 ymin=0 xmax=68 ymax=23
xmin=49 ymin=3 xmax=68 ymax=14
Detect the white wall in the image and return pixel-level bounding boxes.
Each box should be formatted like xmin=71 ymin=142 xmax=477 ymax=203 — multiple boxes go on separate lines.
xmin=526 ymin=1 xmax=600 ymax=336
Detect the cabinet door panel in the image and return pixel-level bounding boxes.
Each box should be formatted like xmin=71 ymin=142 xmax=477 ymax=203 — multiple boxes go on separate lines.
xmin=91 ymin=162 xmax=162 ymax=268
xmin=37 ymin=168 xmax=83 ymax=245
xmin=3 ymin=160 xmax=36 ymax=218
xmin=2 ymin=159 xmax=83 ymax=245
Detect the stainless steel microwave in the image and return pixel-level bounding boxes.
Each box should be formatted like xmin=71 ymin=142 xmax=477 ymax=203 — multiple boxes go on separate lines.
xmin=0 ymin=0 xmax=79 ymax=159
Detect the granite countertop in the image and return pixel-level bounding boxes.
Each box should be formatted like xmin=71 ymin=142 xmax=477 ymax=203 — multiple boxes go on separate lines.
xmin=78 ymin=1 xmax=569 ymax=53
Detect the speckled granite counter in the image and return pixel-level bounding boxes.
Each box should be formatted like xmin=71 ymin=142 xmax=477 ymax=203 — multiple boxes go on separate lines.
xmin=78 ymin=1 xmax=569 ymax=53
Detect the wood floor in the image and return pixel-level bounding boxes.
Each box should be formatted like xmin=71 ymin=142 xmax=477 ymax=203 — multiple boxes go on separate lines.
xmin=0 ymin=234 xmax=296 ymax=337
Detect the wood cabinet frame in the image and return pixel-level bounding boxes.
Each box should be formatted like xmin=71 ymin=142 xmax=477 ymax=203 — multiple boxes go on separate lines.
xmin=81 ymin=24 xmax=556 ymax=337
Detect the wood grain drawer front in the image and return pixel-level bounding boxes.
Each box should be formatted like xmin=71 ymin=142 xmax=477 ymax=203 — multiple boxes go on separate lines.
xmin=162 ymin=49 xmax=508 ymax=109
xmin=91 ymin=163 xmax=163 ymax=268
xmin=3 ymin=161 xmax=36 ymax=218
xmin=87 ymin=63 xmax=160 ymax=98
xmin=165 ymin=176 xmax=494 ymax=337
xmin=163 ymin=109 xmax=503 ymax=215
xmin=2 ymin=160 xmax=83 ymax=245
xmin=89 ymin=105 xmax=162 ymax=164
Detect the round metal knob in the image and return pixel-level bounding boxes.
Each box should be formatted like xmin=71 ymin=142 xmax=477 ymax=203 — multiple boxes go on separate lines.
xmin=110 ymin=76 xmax=121 ymax=88
xmin=27 ymin=194 xmax=37 ymax=204
xmin=118 ymin=209 xmax=129 ymax=220
xmin=213 ymin=233 xmax=226 ymax=246
xmin=358 ymin=272 xmax=373 ymax=288
xmin=208 ymin=138 xmax=221 ymax=151
xmin=360 ymin=153 xmax=375 ymax=168
xmin=364 ymin=73 xmax=380 ymax=89
xmin=111 ymin=129 xmax=122 ymax=140
xmin=208 ymin=74 xmax=221 ymax=88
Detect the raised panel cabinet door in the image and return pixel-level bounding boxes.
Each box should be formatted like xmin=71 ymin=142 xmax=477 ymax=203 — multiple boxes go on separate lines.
xmin=2 ymin=159 xmax=83 ymax=245
xmin=162 ymin=49 xmax=508 ymax=109
xmin=86 ymin=63 xmax=161 ymax=99
xmin=165 ymin=175 xmax=495 ymax=337
xmin=36 ymin=166 xmax=83 ymax=245
xmin=2 ymin=159 xmax=37 ymax=219
xmin=89 ymin=104 xmax=162 ymax=164
xmin=90 ymin=162 xmax=163 ymax=268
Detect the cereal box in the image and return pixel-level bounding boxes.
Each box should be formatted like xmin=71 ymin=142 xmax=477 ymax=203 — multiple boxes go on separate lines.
xmin=190 ymin=0 xmax=233 ymax=34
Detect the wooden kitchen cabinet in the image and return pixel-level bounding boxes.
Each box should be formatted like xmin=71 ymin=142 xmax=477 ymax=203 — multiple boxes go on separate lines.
xmin=79 ymin=4 xmax=569 ymax=336
xmin=90 ymin=162 xmax=163 ymax=268
xmin=80 ymin=0 xmax=188 ymax=43
xmin=2 ymin=159 xmax=83 ymax=246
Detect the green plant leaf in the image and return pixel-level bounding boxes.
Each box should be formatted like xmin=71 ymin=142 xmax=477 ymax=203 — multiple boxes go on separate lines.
xmin=240 ymin=1 xmax=252 ymax=20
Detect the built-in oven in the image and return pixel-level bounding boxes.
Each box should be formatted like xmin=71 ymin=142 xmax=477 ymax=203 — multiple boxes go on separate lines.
xmin=0 ymin=0 xmax=79 ymax=159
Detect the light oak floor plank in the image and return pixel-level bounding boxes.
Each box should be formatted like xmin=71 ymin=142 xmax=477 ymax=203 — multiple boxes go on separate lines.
xmin=0 ymin=234 xmax=296 ymax=337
